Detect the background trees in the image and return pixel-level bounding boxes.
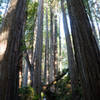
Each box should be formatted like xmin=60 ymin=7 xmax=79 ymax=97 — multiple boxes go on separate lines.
xmin=0 ymin=0 xmax=100 ymax=100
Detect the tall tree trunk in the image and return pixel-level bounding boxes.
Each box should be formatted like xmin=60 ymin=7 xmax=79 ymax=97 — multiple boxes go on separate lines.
xmin=49 ymin=6 xmax=54 ymax=83
xmin=22 ymin=59 xmax=28 ymax=87
xmin=44 ymin=8 xmax=49 ymax=84
xmin=53 ymin=15 xmax=58 ymax=77
xmin=61 ymin=0 xmax=79 ymax=99
xmin=58 ymin=17 xmax=61 ymax=71
xmin=0 ymin=0 xmax=26 ymax=100
xmin=59 ymin=17 xmax=61 ymax=57
xmin=33 ymin=0 xmax=44 ymax=95
xmin=67 ymin=0 xmax=100 ymax=100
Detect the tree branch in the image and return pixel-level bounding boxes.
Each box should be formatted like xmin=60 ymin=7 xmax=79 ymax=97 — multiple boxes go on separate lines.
xmin=42 ymin=69 xmax=69 ymax=91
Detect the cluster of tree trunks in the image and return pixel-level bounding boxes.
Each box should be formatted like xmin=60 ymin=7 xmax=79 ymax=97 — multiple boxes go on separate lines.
xmin=0 ymin=0 xmax=100 ymax=99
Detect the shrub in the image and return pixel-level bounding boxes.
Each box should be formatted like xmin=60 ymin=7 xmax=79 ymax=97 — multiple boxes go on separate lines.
xmin=18 ymin=86 xmax=39 ymax=100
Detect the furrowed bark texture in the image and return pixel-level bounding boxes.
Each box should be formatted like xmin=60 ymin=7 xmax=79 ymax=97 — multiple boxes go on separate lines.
xmin=67 ymin=0 xmax=100 ymax=100
xmin=0 ymin=0 xmax=26 ymax=100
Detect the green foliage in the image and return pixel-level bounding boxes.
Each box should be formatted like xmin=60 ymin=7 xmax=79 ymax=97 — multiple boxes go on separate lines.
xmin=20 ymin=39 xmax=27 ymax=51
xmin=55 ymin=75 xmax=72 ymax=100
xmin=24 ymin=1 xmax=38 ymax=48
xmin=21 ymin=1 xmax=38 ymax=52
xmin=0 ymin=15 xmax=2 ymax=24
xmin=18 ymin=86 xmax=39 ymax=100
xmin=25 ymin=1 xmax=38 ymax=31
xmin=62 ymin=68 xmax=69 ymax=74
xmin=55 ymin=70 xmax=82 ymax=100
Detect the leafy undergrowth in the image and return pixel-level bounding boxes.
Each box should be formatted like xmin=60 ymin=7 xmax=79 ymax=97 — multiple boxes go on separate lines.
xmin=55 ymin=74 xmax=82 ymax=100
xmin=18 ymin=69 xmax=82 ymax=100
xmin=55 ymin=75 xmax=72 ymax=100
xmin=18 ymin=86 xmax=39 ymax=100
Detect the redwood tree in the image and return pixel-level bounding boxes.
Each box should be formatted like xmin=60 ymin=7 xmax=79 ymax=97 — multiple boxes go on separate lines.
xmin=61 ymin=0 xmax=79 ymax=99
xmin=67 ymin=0 xmax=100 ymax=100
xmin=33 ymin=0 xmax=44 ymax=95
xmin=0 ymin=0 xmax=26 ymax=100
